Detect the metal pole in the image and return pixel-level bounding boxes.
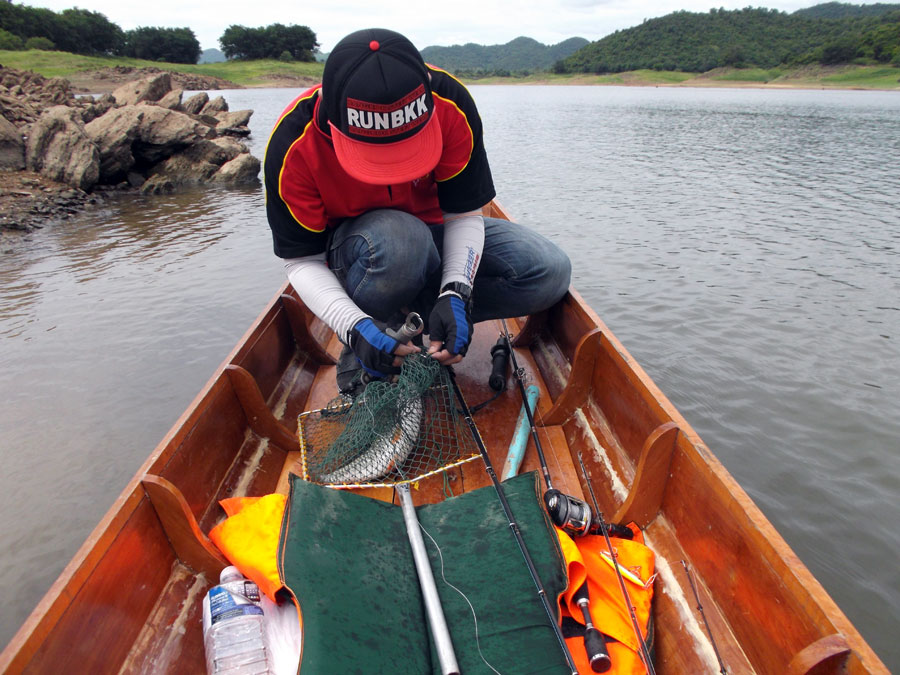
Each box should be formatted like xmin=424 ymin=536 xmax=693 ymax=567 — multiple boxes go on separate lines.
xmin=397 ymin=483 xmax=460 ymax=675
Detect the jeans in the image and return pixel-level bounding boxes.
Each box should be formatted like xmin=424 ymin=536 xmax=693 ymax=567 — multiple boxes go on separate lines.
xmin=326 ymin=209 xmax=571 ymax=325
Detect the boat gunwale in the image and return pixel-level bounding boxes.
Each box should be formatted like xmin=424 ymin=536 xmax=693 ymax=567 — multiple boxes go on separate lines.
xmin=0 ymin=283 xmax=297 ymax=672
xmin=541 ymin=287 xmax=887 ymax=673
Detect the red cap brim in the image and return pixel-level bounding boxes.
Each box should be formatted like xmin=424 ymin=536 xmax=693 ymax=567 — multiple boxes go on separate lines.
xmin=330 ymin=113 xmax=442 ymax=185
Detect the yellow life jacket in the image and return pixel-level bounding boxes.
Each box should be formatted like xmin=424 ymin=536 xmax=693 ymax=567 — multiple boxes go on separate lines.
xmin=208 ymin=494 xmax=287 ymax=602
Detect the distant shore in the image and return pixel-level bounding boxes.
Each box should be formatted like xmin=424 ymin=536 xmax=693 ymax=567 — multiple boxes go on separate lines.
xmin=71 ymin=65 xmax=900 ymax=93
xmin=2 ymin=50 xmax=898 ymax=92
xmin=59 ymin=69 xmax=900 ymax=95
xmin=459 ymin=65 xmax=900 ymax=91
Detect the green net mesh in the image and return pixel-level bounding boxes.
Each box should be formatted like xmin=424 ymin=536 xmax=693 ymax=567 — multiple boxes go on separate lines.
xmin=299 ymin=354 xmax=482 ymax=488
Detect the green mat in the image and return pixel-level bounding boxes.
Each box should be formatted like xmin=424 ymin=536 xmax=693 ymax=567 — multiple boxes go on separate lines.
xmin=279 ymin=471 xmax=570 ymax=674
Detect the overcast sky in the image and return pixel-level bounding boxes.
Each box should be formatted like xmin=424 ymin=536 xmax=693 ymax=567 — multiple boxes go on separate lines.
xmin=27 ymin=0 xmax=876 ymax=52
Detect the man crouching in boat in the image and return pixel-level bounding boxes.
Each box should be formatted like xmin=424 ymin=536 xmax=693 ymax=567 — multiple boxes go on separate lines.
xmin=264 ymin=28 xmax=571 ymax=392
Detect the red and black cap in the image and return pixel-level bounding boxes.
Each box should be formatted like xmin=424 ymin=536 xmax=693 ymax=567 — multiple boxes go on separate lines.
xmin=322 ymin=28 xmax=442 ymax=185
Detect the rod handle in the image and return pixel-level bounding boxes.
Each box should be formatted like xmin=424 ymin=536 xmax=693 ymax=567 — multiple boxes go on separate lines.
xmin=574 ymin=584 xmax=612 ymax=673
xmin=489 ymin=337 xmax=511 ymax=391
xmin=584 ymin=627 xmax=612 ymax=673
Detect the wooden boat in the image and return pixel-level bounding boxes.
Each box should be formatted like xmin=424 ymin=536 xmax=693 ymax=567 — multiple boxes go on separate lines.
xmin=0 ymin=201 xmax=887 ymax=674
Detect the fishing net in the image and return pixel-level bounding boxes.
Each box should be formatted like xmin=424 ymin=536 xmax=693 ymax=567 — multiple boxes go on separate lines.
xmin=298 ymin=353 xmax=481 ymax=488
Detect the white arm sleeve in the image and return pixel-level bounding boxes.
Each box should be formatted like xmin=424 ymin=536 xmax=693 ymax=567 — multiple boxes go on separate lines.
xmin=440 ymin=210 xmax=485 ymax=288
xmin=283 ymin=254 xmax=367 ymax=342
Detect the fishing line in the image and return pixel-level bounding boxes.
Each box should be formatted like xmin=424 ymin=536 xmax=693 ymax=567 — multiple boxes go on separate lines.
xmin=418 ymin=521 xmax=503 ymax=675
xmin=466 ymin=389 xmax=504 ymax=414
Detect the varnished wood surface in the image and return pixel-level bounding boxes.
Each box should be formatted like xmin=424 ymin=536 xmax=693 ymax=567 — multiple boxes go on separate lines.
xmin=0 ymin=204 xmax=889 ymax=674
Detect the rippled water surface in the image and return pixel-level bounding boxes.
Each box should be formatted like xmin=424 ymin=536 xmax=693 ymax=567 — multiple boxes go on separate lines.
xmin=1 ymin=85 xmax=898 ymax=667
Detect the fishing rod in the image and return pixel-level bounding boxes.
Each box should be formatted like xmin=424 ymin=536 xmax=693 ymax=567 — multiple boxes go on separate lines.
xmin=491 ymin=321 xmax=627 ymax=671
xmin=577 ymin=453 xmax=656 ymax=675
xmin=497 ymin=320 xmax=633 ymax=541
xmin=500 ymin=319 xmax=658 ymax=672
xmin=679 ymin=560 xmax=727 ymax=674
xmin=448 ymin=369 xmax=579 ymax=675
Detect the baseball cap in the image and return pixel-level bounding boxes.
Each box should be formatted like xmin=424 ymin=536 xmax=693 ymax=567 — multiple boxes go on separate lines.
xmin=322 ymin=28 xmax=442 ymax=185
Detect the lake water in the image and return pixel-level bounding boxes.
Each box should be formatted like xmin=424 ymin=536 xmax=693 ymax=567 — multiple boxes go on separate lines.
xmin=1 ymin=85 xmax=898 ymax=668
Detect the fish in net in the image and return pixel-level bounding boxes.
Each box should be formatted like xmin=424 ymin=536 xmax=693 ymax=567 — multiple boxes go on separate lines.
xmin=298 ymin=353 xmax=482 ymax=488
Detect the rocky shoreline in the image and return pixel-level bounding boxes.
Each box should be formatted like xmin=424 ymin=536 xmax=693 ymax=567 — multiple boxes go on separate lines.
xmin=0 ymin=66 xmax=260 ymax=245
xmin=65 ymin=65 xmax=242 ymax=95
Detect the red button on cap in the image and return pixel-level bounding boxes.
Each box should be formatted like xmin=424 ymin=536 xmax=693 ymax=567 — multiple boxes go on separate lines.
xmin=369 ymin=40 xmax=380 ymax=51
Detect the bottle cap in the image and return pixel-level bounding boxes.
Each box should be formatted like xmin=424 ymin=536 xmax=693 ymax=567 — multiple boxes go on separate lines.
xmin=219 ymin=565 xmax=244 ymax=584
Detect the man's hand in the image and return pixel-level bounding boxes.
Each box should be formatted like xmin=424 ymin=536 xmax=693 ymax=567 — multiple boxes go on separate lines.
xmin=349 ymin=318 xmax=420 ymax=379
xmin=427 ymin=292 xmax=473 ymax=365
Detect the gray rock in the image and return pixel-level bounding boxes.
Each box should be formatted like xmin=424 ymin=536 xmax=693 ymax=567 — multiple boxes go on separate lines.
xmin=0 ymin=114 xmax=25 ymax=170
xmin=111 ymin=73 xmax=172 ymax=106
xmin=142 ymin=154 xmax=219 ymax=194
xmin=215 ymin=109 xmax=253 ymax=136
xmin=80 ymin=95 xmax=116 ymax=124
xmin=25 ymin=106 xmax=99 ymax=191
xmin=132 ymin=106 xmax=208 ymax=163
xmin=0 ymin=93 xmax=38 ymax=126
xmin=85 ymin=106 xmax=143 ymax=181
xmin=200 ymin=95 xmax=228 ymax=114
xmin=182 ymin=91 xmax=209 ymax=115
xmin=156 ymin=88 xmax=184 ymax=110
xmin=213 ymin=153 xmax=260 ymax=184
xmin=141 ymin=136 xmax=246 ymax=192
xmin=140 ymin=175 xmax=175 ymax=195
xmin=184 ymin=137 xmax=245 ymax=166
xmin=208 ymin=137 xmax=247 ymax=163
xmin=86 ymin=105 xmax=208 ymax=181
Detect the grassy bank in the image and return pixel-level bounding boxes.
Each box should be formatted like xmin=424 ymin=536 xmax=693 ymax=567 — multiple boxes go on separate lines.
xmin=2 ymin=49 xmax=898 ymax=90
xmin=0 ymin=49 xmax=323 ymax=87
xmin=465 ymin=64 xmax=900 ymax=89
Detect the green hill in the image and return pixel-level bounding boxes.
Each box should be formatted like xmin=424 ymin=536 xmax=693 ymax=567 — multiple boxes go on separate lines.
xmin=559 ymin=3 xmax=900 ymax=73
xmin=794 ymin=2 xmax=900 ymax=19
xmin=198 ymin=48 xmax=225 ymax=64
xmin=420 ymin=36 xmax=589 ymax=75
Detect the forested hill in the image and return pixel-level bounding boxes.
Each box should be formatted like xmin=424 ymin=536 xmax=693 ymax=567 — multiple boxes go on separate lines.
xmin=420 ymin=36 xmax=588 ymax=75
xmin=794 ymin=2 xmax=900 ymax=18
xmin=558 ymin=3 xmax=900 ymax=73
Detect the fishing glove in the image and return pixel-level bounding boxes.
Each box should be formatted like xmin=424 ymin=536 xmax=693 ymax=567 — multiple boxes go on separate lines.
xmin=428 ymin=289 xmax=473 ymax=356
xmin=348 ymin=317 xmax=401 ymax=380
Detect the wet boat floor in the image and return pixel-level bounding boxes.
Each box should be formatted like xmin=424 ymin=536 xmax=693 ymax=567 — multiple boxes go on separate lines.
xmin=275 ymin=316 xmax=586 ymax=508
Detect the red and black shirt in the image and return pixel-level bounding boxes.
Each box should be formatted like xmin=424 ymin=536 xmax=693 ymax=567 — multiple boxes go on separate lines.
xmin=264 ymin=67 xmax=496 ymax=259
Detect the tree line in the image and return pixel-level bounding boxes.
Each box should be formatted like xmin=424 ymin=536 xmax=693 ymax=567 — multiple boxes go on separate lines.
xmin=219 ymin=24 xmax=317 ymax=61
xmin=0 ymin=3 xmax=318 ymax=64
xmin=557 ymin=5 xmax=900 ymax=74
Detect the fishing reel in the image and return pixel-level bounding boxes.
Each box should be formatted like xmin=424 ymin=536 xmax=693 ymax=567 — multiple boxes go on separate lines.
xmin=544 ymin=489 xmax=633 ymax=540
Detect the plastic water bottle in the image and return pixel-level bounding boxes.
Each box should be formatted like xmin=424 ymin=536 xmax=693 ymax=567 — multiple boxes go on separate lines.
xmin=202 ymin=566 xmax=273 ymax=674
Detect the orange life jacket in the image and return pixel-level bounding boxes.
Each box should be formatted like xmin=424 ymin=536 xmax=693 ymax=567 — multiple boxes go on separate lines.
xmin=556 ymin=526 xmax=655 ymax=675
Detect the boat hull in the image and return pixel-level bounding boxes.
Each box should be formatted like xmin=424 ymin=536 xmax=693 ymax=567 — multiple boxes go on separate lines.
xmin=0 ymin=201 xmax=887 ymax=674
